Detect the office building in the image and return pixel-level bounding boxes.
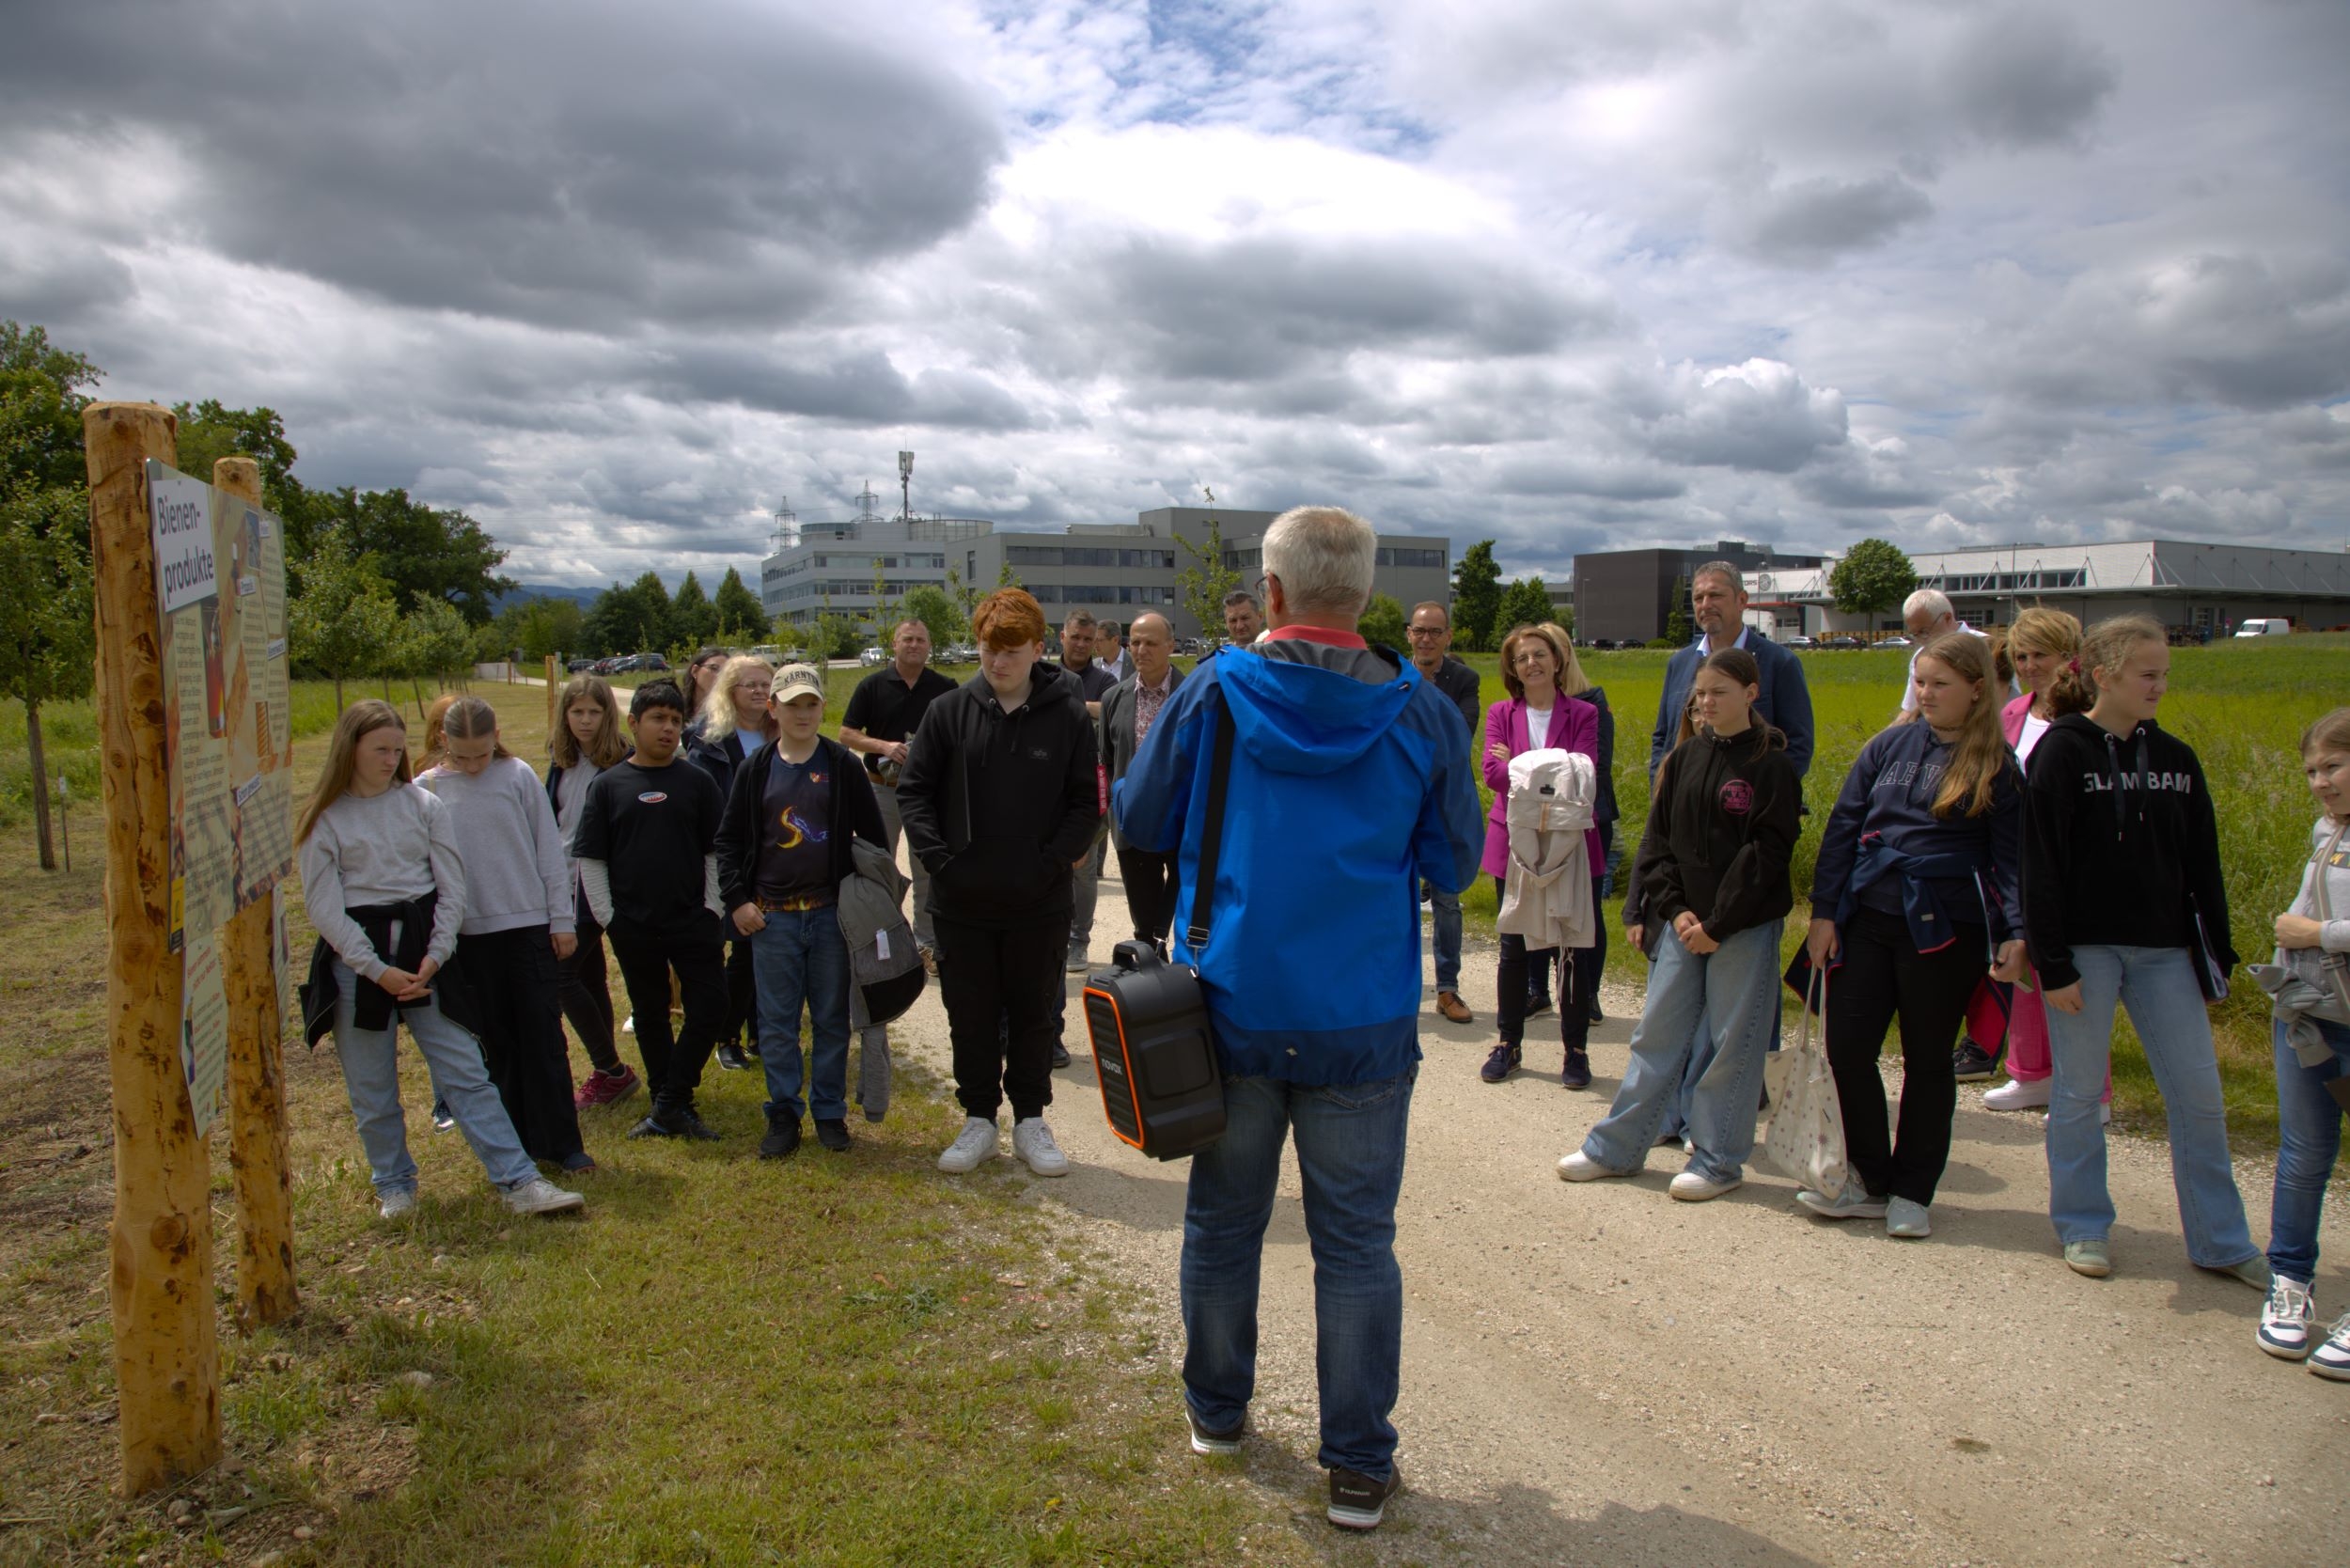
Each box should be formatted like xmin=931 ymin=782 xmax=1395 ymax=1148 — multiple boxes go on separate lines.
xmin=1572 ymin=541 xmax=1825 ymax=645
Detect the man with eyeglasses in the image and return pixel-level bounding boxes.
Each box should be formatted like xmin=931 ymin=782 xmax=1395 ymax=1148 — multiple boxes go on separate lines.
xmin=1406 ymin=602 xmax=1483 ymax=1025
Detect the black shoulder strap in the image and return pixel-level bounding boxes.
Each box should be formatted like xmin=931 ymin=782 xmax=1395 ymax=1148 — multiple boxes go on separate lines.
xmin=1184 ymin=702 xmax=1239 ymax=951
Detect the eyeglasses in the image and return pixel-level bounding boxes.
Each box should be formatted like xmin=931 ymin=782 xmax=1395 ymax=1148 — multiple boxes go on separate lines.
xmin=1406 ymin=626 xmax=1447 ymax=638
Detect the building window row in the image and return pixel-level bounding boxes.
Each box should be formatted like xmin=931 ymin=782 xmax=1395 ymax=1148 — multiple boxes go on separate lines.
xmin=1923 ymin=569 xmax=2088 ymax=593
xmin=1377 ymin=547 xmax=1446 ymax=569
xmin=1005 ymin=545 xmax=1179 ymax=569
xmin=810 ymin=553 xmax=949 ymax=571
xmin=1026 ymin=584 xmax=1178 ymax=606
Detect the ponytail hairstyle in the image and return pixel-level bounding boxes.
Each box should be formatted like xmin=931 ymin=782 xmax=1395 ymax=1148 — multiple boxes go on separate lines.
xmin=2302 ymin=705 xmax=2350 ymax=760
xmin=1906 ymin=632 xmax=2010 ymax=819
xmin=438 ymin=695 xmax=513 ymax=761
xmin=297 ymin=700 xmax=411 ymax=844
xmin=552 ymin=675 xmax=626 ymax=770
xmin=420 ymin=693 xmax=458 ymax=770
xmin=2044 ymin=614 xmax=2165 ymax=718
xmin=1986 ymin=626 xmax=2014 ymax=691
xmin=1693 ymin=647 xmax=1788 ymax=753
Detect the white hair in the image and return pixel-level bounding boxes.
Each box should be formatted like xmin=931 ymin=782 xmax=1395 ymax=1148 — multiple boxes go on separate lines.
xmin=1261 ymin=505 xmax=1376 ymax=618
xmin=1904 ymin=588 xmax=1953 ymax=621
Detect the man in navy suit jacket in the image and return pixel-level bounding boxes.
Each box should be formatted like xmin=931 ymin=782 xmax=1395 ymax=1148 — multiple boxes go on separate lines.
xmin=1648 ymin=562 xmax=1816 ymax=784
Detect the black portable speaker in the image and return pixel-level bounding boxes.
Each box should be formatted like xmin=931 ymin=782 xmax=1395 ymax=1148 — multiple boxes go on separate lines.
xmin=1082 ymin=941 xmax=1226 ymax=1159
xmin=1081 ymin=704 xmax=1236 ymax=1161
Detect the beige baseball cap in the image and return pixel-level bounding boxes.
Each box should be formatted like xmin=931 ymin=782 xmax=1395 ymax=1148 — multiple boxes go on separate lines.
xmin=773 ymin=664 xmax=825 ymax=704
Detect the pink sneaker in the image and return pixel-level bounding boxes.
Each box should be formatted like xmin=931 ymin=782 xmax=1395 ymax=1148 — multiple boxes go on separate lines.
xmin=573 ymin=1064 xmax=641 ymax=1109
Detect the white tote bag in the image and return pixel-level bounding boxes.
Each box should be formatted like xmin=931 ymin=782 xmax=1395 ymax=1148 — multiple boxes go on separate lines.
xmin=1763 ymin=964 xmax=1849 ymax=1198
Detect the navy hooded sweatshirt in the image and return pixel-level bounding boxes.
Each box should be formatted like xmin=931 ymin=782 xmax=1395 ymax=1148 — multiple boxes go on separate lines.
xmin=1810 ymin=723 xmax=2023 ymax=953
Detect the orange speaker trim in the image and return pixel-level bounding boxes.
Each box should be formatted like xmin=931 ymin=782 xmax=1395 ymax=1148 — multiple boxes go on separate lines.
xmin=1081 ymin=984 xmax=1148 ymax=1152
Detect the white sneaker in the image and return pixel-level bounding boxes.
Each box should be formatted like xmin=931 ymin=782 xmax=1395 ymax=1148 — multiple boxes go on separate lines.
xmin=2311 ymin=1311 xmax=2350 ymax=1381
xmin=938 ymin=1117 xmax=1000 ymax=1173
xmin=1669 ymin=1168 xmax=1742 ymax=1201
xmin=503 ymin=1177 xmax=586 ymax=1216
xmin=1556 ymin=1151 xmax=1630 ymax=1183
xmin=1886 ymin=1197 xmax=1933 ymax=1238
xmin=2259 ymin=1276 xmax=2314 ymax=1359
xmin=1796 ymin=1187 xmax=1888 ymax=1220
xmin=1982 ymin=1076 xmax=2051 ymax=1110
xmin=378 ymin=1187 xmax=417 ymax=1221
xmin=1012 ymin=1117 xmax=1071 ymax=1177
xmin=621 ymin=1014 xmax=635 ymax=1035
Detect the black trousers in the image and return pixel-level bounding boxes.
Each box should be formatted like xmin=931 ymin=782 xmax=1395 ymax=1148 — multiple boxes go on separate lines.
xmin=935 ymin=913 xmax=1068 ymax=1122
xmin=1825 ymin=906 xmax=1984 ymax=1206
xmin=1494 ymin=875 xmax=1596 ymax=1055
xmin=1116 ymin=844 xmax=1181 ymax=950
xmin=453 ymin=925 xmax=585 ymax=1163
xmin=556 ymin=890 xmax=620 ymax=1074
xmin=608 ymin=925 xmax=728 ymax=1111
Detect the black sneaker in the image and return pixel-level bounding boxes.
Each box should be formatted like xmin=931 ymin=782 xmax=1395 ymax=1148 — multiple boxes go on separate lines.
xmin=431 ymin=1097 xmax=455 ymax=1132
xmin=1327 ymin=1466 xmax=1400 ymax=1530
xmin=1952 ymin=1038 xmax=2000 ymax=1081
xmin=1480 ymin=1043 xmax=1521 ymax=1083
xmin=759 ymin=1110 xmax=802 ymax=1159
xmin=1185 ymin=1405 xmax=1246 ymax=1456
xmin=1051 ymin=1042 xmax=1073 ymax=1069
xmin=670 ymin=1105 xmax=724 ymax=1141
xmin=1525 ymin=993 xmax=1553 ymax=1018
xmin=716 ymin=1043 xmax=751 ymax=1073
xmin=1561 ymin=1047 xmax=1592 ymax=1090
xmin=626 ymin=1110 xmax=678 ymax=1139
xmin=813 ymin=1118 xmax=852 ymax=1152
xmin=1587 ymin=993 xmax=1604 ymax=1025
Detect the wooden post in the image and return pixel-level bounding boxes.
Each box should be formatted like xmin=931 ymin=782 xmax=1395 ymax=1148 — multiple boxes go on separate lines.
xmin=212 ymin=457 xmax=297 ymax=1331
xmin=545 ymin=653 xmax=558 ymax=735
xmin=85 ymin=401 xmax=221 ymax=1494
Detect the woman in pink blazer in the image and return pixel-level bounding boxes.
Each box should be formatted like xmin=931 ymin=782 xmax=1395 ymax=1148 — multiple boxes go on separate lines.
xmin=1978 ymin=608 xmax=2106 ymax=1115
xmin=1480 ymin=621 xmax=1606 ymax=1089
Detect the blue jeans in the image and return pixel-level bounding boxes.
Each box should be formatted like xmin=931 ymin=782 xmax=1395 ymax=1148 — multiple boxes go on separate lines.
xmin=751 ymin=907 xmax=853 ymax=1121
xmin=330 ymin=959 xmax=537 ymax=1195
xmin=2042 ymin=945 xmax=2256 ymax=1266
xmin=2269 ymin=1015 xmax=2348 ymax=1282
xmin=1583 ymin=920 xmax=1781 ymax=1184
xmin=1428 ymin=884 xmax=1463 ymax=992
xmin=1182 ymin=1065 xmax=1417 ymax=1481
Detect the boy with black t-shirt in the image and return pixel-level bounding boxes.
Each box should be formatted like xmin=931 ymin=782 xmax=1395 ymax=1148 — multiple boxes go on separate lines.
xmin=574 ymin=680 xmax=730 ymax=1140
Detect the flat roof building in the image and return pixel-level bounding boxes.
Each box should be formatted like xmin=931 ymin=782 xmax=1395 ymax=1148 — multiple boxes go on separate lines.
xmin=1572 ymin=541 xmax=1826 ymax=645
xmin=762 ymin=498 xmax=1452 ymax=642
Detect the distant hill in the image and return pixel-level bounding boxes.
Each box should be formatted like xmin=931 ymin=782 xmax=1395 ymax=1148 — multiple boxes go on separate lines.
xmin=493 ymin=582 xmax=607 ymax=611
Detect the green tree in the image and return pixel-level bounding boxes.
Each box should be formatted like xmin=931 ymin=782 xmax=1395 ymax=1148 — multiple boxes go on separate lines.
xmin=1451 ymin=540 xmax=1502 ymax=652
xmin=1663 ymin=573 xmax=1694 ymax=647
xmin=1828 ymin=538 xmax=1919 ymax=620
xmin=288 ymin=524 xmax=401 ymax=710
xmin=313 ymin=485 xmax=515 ymax=624
xmin=1170 ymin=489 xmax=1243 ymax=641
xmin=584 ymin=572 xmax=674 ymax=654
xmin=713 ymin=567 xmax=765 ymax=639
xmin=0 ymin=487 xmax=93 ymax=869
xmin=811 ymin=612 xmax=862 ymax=661
xmin=0 ymin=321 xmax=101 ymax=494
xmin=897 ymin=584 xmax=967 ymax=651
xmin=1491 ymin=577 xmax=1555 ymax=646
xmin=513 ymin=596 xmax=584 ymax=663
xmin=670 ymin=570 xmax=718 ymax=648
xmin=943 ymin=565 xmax=981 ymax=621
xmin=1357 ymin=592 xmax=1407 ymax=651
xmin=389 ymin=595 xmax=477 ymax=717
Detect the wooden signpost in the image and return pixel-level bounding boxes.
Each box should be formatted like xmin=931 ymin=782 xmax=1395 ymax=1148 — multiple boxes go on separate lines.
xmin=84 ymin=405 xmax=304 ymax=1494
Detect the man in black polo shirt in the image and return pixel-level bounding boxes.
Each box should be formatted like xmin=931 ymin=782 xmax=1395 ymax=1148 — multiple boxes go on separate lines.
xmin=1407 ymin=600 xmax=1483 ymax=1026
xmin=839 ymin=618 xmax=956 ymax=967
xmin=1054 ymin=612 xmax=1119 ymax=974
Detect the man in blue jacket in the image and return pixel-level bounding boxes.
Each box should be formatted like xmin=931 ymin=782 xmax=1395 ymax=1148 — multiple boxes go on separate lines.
xmin=1115 ymin=506 xmax=1483 ymax=1534
xmin=1649 ymin=561 xmax=1816 ymax=784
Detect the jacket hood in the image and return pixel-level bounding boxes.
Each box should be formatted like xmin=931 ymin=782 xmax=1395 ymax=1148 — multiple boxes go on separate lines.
xmin=960 ymin=660 xmax=1079 ymax=711
xmin=1216 ymin=640 xmax=1414 ymax=776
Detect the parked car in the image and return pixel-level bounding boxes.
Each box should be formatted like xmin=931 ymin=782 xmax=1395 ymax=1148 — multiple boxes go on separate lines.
xmin=566 ymin=657 xmax=599 ymax=673
xmin=859 ymin=646 xmax=888 ymax=666
xmin=1786 ymin=635 xmax=1818 ymax=650
xmin=1876 ymin=635 xmax=1913 ymax=649
xmin=2234 ymin=618 xmax=2293 ymax=638
xmin=1822 ymin=635 xmax=1862 ymax=651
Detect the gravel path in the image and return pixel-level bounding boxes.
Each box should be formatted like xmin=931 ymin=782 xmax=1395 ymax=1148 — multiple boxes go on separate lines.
xmin=886 ymin=872 xmax=2347 ymax=1566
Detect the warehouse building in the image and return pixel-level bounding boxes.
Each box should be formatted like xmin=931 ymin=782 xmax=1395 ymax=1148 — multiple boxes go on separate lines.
xmin=762 ymin=494 xmax=1451 ymax=642
xmin=1572 ymin=541 xmax=1826 ymax=645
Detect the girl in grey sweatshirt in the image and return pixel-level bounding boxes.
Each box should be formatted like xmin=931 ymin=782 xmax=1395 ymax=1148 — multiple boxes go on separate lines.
xmin=419 ymin=698 xmax=590 ymax=1170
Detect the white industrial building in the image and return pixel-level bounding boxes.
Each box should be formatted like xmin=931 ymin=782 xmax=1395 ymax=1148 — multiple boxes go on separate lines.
xmin=1743 ymin=539 xmax=2350 ymax=639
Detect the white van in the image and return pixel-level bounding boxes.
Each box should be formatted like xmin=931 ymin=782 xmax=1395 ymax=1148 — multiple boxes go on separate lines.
xmin=2233 ymin=618 xmax=2292 ymax=638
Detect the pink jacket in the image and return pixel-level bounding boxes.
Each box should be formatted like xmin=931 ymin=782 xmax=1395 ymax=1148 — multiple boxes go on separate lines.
xmin=2000 ymin=692 xmax=2031 ymax=746
xmin=1480 ymin=696 xmax=1603 ymax=879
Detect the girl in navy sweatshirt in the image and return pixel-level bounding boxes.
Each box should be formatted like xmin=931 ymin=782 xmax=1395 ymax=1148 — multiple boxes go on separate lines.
xmin=298 ymin=700 xmax=583 ymax=1221
xmin=1802 ymin=632 xmax=2026 ymax=1237
xmin=1559 ymin=648 xmax=1800 ymax=1200
xmin=2022 ymin=614 xmax=2262 ymax=1288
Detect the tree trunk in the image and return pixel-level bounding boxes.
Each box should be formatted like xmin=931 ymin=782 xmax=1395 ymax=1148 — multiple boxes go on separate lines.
xmin=26 ymin=698 xmax=55 ymax=870
xmin=332 ymin=674 xmax=344 ymax=712
xmin=412 ymin=678 xmax=427 ymax=722
xmin=84 ymin=400 xmax=222 ymax=1495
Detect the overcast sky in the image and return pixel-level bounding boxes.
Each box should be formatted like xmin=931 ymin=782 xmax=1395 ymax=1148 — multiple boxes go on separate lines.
xmin=6 ymin=0 xmax=2346 ymax=588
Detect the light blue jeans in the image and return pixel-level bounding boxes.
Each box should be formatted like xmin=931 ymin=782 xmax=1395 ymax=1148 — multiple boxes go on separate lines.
xmin=1584 ymin=920 xmax=1781 ymax=1184
xmin=2041 ymin=945 xmax=2257 ymax=1267
xmin=330 ymin=959 xmax=537 ymax=1196
xmin=2268 ymin=1015 xmax=2348 ymax=1283
xmin=751 ymin=906 xmax=853 ymax=1122
xmin=1182 ymin=1065 xmax=1417 ymax=1481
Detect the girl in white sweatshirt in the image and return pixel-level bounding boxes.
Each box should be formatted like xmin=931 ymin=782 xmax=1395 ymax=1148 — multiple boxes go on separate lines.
xmin=420 ymin=697 xmax=592 ymax=1172
xmin=298 ymin=700 xmax=583 ymax=1220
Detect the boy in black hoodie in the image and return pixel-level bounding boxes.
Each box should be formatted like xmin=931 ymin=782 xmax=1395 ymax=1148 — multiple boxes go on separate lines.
xmin=2021 ymin=615 xmax=2264 ymax=1287
xmin=898 ymin=589 xmax=1101 ymax=1178
xmin=1559 ymin=648 xmax=1800 ymax=1200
